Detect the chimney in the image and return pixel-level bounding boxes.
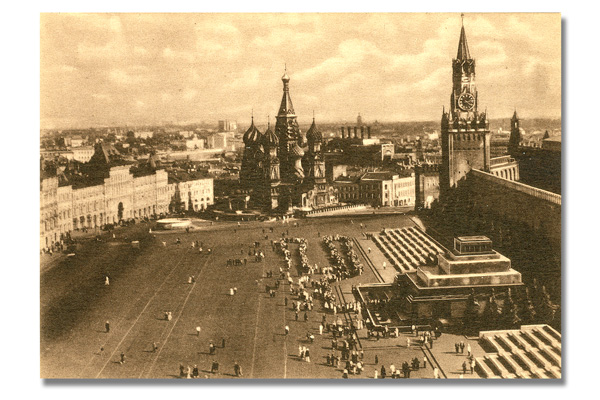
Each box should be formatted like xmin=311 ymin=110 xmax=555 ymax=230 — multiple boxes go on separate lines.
xmin=341 ymin=127 xmax=345 ymax=139
xmin=353 ymin=126 xmax=358 ymax=138
xmin=360 ymin=126 xmax=365 ymax=139
xmin=367 ymin=126 xmax=372 ymax=139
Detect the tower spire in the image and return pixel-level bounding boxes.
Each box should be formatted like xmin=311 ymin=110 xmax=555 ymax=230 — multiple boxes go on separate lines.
xmin=457 ymin=15 xmax=471 ymax=60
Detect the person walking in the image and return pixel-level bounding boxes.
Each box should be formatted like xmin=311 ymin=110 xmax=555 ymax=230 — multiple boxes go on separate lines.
xmin=460 ymin=341 xmax=465 ymax=354
xmin=375 ymin=354 xmax=379 ymax=365
xmin=105 ymin=276 xmax=110 ymax=286
xmin=467 ymin=343 xmax=472 ymax=357
xmin=433 ymin=367 xmax=440 ymax=379
xmin=105 ymin=320 xmax=110 ymax=333
xmin=285 ymin=325 xmax=289 ymax=335
xmin=462 ymin=361 xmax=468 ymax=375
xmin=119 ymin=352 xmax=126 ymax=364
xmin=222 ymin=338 xmax=226 ymax=348
xmin=234 ymin=362 xmax=242 ymax=377
xmin=152 ymin=342 xmax=158 ymax=352
xmin=423 ymin=356 xmax=427 ymax=369
xmin=470 ymin=359 xmax=475 ymax=374
xmin=380 ymin=365 xmax=386 ymax=379
xmin=304 ymin=312 xmax=308 ymax=322
xmin=319 ymin=324 xmax=323 ymax=335
xmin=196 ymin=326 xmax=201 ymax=336
xmin=455 ymin=342 xmax=459 ymax=353
xmin=305 ymin=348 xmax=311 ymax=363
xmin=211 ymin=361 xmax=219 ymax=374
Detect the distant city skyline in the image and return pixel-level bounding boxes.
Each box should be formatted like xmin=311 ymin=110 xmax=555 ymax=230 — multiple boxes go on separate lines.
xmin=40 ymin=13 xmax=561 ymax=130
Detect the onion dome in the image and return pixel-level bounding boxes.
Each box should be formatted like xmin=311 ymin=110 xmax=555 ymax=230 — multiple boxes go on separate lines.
xmin=290 ymin=142 xmax=305 ymax=158
xmin=262 ymin=122 xmax=279 ymax=147
xmin=306 ymin=117 xmax=322 ymax=142
xmin=243 ymin=117 xmax=263 ymax=145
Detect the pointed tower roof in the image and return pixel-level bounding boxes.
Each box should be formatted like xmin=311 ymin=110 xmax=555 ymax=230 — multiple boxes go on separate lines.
xmin=278 ymin=68 xmax=295 ymax=117
xmin=456 ymin=21 xmax=471 ymax=60
xmin=262 ymin=118 xmax=279 ymax=146
xmin=512 ymin=109 xmax=519 ymax=120
xmin=243 ymin=116 xmax=262 ymax=145
xmin=306 ymin=117 xmax=323 ymax=142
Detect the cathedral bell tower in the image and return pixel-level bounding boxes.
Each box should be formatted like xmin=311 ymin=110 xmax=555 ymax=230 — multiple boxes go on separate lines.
xmin=275 ymin=68 xmax=304 ymax=184
xmin=441 ymin=16 xmax=491 ymax=198
xmin=508 ymin=110 xmax=521 ymax=156
xmin=261 ymin=119 xmax=280 ymax=210
xmin=303 ymin=116 xmax=326 ymax=187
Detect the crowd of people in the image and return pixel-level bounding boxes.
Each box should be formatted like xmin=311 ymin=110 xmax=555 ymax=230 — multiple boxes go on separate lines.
xmin=322 ymin=235 xmax=364 ymax=281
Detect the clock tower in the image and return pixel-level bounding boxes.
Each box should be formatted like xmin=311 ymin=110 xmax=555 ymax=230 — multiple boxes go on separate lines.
xmin=441 ymin=17 xmax=491 ymax=198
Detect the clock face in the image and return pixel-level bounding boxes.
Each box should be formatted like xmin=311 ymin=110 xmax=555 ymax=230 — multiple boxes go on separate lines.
xmin=458 ymin=93 xmax=475 ymax=111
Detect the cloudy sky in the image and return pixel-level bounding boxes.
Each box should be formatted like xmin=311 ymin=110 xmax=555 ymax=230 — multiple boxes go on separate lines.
xmin=40 ymin=13 xmax=561 ymax=129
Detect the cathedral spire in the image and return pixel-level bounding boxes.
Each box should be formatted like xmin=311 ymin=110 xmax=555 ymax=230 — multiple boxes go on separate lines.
xmin=278 ymin=67 xmax=295 ymax=116
xmin=456 ymin=16 xmax=471 ymax=60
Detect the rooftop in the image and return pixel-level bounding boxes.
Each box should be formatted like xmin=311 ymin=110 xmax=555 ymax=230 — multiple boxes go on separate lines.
xmin=456 ymin=236 xmax=491 ymax=242
xmin=361 ymin=171 xmax=397 ymax=181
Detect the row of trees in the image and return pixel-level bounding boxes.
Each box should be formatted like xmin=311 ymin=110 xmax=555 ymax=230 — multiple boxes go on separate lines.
xmin=463 ymin=279 xmax=560 ymax=335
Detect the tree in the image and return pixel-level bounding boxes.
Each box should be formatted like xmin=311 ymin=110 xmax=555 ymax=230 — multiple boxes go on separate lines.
xmin=463 ymin=288 xmax=480 ymax=334
xmin=501 ymin=288 xmax=521 ymax=328
xmin=481 ymin=290 xmax=501 ymax=330
xmin=519 ymin=287 xmax=537 ymax=324
xmin=537 ymin=286 xmax=559 ymax=326
xmin=117 ymin=202 xmax=124 ymax=221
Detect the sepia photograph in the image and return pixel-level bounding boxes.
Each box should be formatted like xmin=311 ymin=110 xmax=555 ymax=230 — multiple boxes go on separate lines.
xmin=39 ymin=11 xmax=562 ymax=380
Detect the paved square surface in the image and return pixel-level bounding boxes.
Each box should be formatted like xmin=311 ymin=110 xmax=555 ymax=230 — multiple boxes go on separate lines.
xmin=40 ymin=214 xmax=471 ymax=379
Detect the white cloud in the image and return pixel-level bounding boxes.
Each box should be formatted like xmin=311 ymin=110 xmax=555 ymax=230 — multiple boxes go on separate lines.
xmin=134 ymin=46 xmax=148 ymax=56
xmin=182 ymin=88 xmax=198 ymax=100
xmin=225 ymin=68 xmax=262 ymax=90
xmin=61 ymin=65 xmax=77 ymax=73
xmin=92 ymin=93 xmax=110 ymax=100
xmin=162 ymin=47 xmax=195 ymax=62
xmin=109 ymin=69 xmax=143 ymax=85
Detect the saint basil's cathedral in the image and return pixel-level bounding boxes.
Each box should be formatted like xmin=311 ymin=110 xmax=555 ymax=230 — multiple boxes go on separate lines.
xmin=240 ymin=70 xmax=337 ymax=212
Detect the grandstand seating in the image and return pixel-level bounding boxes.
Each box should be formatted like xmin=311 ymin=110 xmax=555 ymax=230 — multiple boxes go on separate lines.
xmin=371 ymin=227 xmax=445 ymax=273
xmin=477 ymin=325 xmax=561 ymax=379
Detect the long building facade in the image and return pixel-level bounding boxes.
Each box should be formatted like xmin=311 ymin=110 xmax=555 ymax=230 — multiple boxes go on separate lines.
xmin=40 ymin=146 xmax=213 ymax=250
